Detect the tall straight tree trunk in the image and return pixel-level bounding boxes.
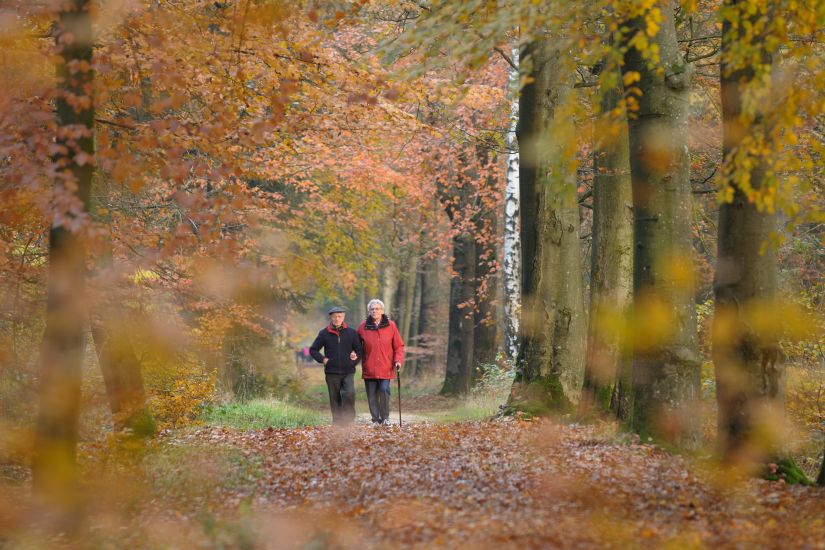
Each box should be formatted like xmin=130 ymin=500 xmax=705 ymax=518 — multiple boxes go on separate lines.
xmin=473 ymin=147 xmax=501 ymax=376
xmin=418 ymin=251 xmax=448 ymax=377
xmin=33 ymin=0 xmax=94 ymax=527
xmin=442 ymin=234 xmax=476 ymax=395
xmin=622 ymin=0 xmax=701 ymax=448
xmin=358 ymin=285 xmax=367 ymax=321
xmin=511 ymin=38 xmax=586 ymax=411
xmin=503 ymin=46 xmax=522 ymax=362
xmin=580 ymin=59 xmax=633 ymax=416
xmin=382 ymin=262 xmax=397 ymax=319
xmin=713 ymin=0 xmax=781 ymax=463
xmin=408 ymin=267 xmax=423 ymax=375
xmin=400 ymin=250 xmax=417 ymax=346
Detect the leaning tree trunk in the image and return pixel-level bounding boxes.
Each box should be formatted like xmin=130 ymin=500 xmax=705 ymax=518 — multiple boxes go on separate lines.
xmin=622 ymin=0 xmax=701 ymax=448
xmin=90 ymin=308 xmax=153 ymax=435
xmin=89 ymin=186 xmax=153 ymax=435
xmin=503 ymin=46 xmax=522 ymax=362
xmin=33 ymin=0 xmax=94 ymax=528
xmin=580 ymin=57 xmax=633 ymax=417
xmin=511 ymin=38 xmax=586 ymax=412
xmin=713 ymin=0 xmax=782 ymax=464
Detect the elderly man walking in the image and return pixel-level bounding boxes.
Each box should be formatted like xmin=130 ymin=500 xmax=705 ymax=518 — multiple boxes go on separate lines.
xmin=310 ymin=306 xmax=363 ymax=425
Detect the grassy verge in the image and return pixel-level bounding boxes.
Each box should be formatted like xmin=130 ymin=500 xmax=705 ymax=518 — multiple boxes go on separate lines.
xmin=203 ymin=399 xmax=326 ymax=430
xmin=423 ymin=392 xmax=505 ymax=424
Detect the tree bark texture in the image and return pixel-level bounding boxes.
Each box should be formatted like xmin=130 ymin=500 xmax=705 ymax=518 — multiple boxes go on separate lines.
xmin=622 ymin=0 xmax=701 ymax=448
xmin=417 ymin=251 xmax=449 ymax=377
xmin=581 ymin=60 xmax=633 ymax=417
xmin=441 ymin=234 xmax=476 ymax=395
xmin=503 ymin=46 xmax=522 ymax=362
xmin=512 ymin=38 xmax=586 ymax=410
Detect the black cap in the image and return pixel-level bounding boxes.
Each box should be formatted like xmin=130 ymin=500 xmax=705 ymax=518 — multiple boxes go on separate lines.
xmin=327 ymin=306 xmax=346 ymax=314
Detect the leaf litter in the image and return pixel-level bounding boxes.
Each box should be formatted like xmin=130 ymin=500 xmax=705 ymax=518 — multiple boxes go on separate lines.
xmin=159 ymin=419 xmax=825 ymax=549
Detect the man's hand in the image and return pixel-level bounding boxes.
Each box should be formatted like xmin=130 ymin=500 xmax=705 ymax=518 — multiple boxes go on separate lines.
xmin=350 ymin=351 xmax=357 ymax=361
xmin=323 ymin=357 xmax=329 ymax=365
xmin=394 ymin=362 xmax=402 ymax=372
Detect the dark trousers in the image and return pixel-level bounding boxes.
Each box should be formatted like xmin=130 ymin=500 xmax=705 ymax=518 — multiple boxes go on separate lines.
xmin=325 ymin=373 xmax=355 ymax=425
xmin=364 ymin=379 xmax=391 ymax=423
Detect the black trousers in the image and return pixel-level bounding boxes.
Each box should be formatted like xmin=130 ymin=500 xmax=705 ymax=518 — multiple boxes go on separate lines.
xmin=364 ymin=379 xmax=391 ymax=423
xmin=325 ymin=373 xmax=355 ymax=425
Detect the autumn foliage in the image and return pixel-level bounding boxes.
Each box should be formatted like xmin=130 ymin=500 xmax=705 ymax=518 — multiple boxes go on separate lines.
xmin=0 ymin=0 xmax=824 ymax=546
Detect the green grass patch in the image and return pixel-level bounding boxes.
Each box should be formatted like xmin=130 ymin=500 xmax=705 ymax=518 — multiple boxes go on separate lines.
xmin=424 ymin=393 xmax=504 ymax=424
xmin=203 ymin=399 xmax=326 ymax=429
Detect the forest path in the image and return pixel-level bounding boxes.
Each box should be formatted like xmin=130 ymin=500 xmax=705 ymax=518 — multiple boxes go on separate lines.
xmin=183 ymin=419 xmax=825 ymax=549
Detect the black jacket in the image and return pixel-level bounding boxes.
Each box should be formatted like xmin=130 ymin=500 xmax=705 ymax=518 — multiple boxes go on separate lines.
xmin=309 ymin=323 xmax=363 ymax=375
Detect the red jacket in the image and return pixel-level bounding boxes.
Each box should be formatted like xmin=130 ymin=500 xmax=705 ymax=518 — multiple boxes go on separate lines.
xmin=357 ymin=315 xmax=404 ymax=379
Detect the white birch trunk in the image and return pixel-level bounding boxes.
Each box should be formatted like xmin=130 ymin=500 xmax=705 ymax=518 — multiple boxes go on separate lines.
xmin=503 ymin=47 xmax=521 ymax=362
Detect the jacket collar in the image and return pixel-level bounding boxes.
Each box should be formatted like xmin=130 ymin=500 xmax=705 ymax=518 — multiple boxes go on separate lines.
xmin=365 ymin=314 xmax=389 ymax=330
xmin=327 ymin=322 xmax=348 ymax=334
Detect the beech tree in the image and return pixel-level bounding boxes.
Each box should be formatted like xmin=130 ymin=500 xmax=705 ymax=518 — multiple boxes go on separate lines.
xmin=513 ymin=36 xmax=586 ymax=410
xmin=712 ymin=0 xmax=779 ymax=463
xmin=620 ymin=0 xmax=701 ymax=447
xmin=579 ymin=43 xmax=633 ymax=417
xmin=32 ymin=0 xmax=94 ymax=525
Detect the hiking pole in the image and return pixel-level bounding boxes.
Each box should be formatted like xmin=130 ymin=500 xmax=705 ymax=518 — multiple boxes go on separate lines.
xmin=395 ymin=364 xmax=402 ymax=427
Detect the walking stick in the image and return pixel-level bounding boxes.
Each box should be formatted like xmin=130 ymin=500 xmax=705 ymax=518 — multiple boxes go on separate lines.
xmin=395 ymin=364 xmax=402 ymax=427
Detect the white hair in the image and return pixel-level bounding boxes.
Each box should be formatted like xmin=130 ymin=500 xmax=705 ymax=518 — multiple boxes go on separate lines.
xmin=367 ymin=299 xmax=385 ymax=312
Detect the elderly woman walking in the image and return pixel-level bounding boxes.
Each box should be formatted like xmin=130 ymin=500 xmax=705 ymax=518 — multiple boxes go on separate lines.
xmin=357 ymin=299 xmax=404 ymax=426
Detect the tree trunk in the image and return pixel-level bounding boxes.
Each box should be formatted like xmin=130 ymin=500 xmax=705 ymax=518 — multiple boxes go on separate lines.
xmin=400 ymin=250 xmax=417 ymax=347
xmin=33 ymin=0 xmax=94 ymax=528
xmin=382 ymin=262 xmax=396 ymax=319
xmin=442 ymin=234 xmax=476 ymax=395
xmin=622 ymin=0 xmax=701 ymax=448
xmin=511 ymin=38 xmax=586 ymax=411
xmin=503 ymin=46 xmax=522 ymax=363
xmin=818 ymin=448 xmax=825 ymax=486
xmin=358 ymin=285 xmax=367 ymax=322
xmin=417 ymin=251 xmax=448 ymax=377
xmin=408 ymin=267 xmax=423 ymax=375
xmin=713 ymin=0 xmax=781 ymax=463
xmin=473 ymin=148 xmax=501 ymax=377
xmin=89 ymin=192 xmax=153 ymax=435
xmin=90 ymin=311 xmax=153 ymax=435
xmin=580 ymin=59 xmax=633 ymax=416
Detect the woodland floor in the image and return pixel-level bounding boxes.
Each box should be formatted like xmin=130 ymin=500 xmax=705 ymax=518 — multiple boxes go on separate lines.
xmin=2 ymin=384 xmax=824 ymax=548
xmin=120 ymin=418 xmax=825 ymax=549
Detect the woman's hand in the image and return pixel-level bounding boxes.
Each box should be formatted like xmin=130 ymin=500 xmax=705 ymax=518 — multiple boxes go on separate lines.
xmin=350 ymin=351 xmax=358 ymax=361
